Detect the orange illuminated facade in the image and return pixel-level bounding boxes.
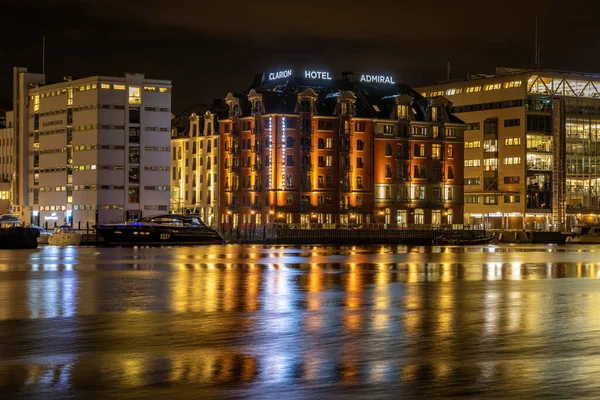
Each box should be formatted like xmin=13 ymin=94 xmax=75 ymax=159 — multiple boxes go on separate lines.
xmin=218 ymin=72 xmax=464 ymax=230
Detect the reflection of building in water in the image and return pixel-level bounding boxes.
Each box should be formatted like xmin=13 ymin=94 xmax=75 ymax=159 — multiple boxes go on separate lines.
xmin=419 ymin=69 xmax=600 ymax=230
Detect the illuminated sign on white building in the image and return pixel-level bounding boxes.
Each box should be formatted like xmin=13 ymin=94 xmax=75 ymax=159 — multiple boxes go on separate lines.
xmin=360 ymin=75 xmax=395 ymax=84
xmin=268 ymin=70 xmax=293 ymax=80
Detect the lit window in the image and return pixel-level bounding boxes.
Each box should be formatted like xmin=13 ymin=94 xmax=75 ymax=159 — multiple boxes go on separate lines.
xmin=159 ymin=87 xmax=168 ymax=93
xmin=114 ymin=84 xmax=126 ymax=90
xmin=128 ymin=86 xmax=141 ymax=104
xmin=465 ymin=86 xmax=481 ymax=93
xmin=503 ymin=81 xmax=522 ymax=89
xmin=67 ymin=88 xmax=73 ymax=106
xmin=144 ymin=86 xmax=156 ymax=92
xmin=92 ymin=84 xmax=97 ymax=89
xmin=483 ymin=83 xmax=501 ymax=91
xmin=100 ymin=83 xmax=110 ymax=89
xmin=34 ymin=95 xmax=40 ymax=112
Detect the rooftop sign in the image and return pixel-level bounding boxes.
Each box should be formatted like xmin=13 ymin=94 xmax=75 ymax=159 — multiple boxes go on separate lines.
xmin=360 ymin=74 xmax=395 ymax=84
xmin=268 ymin=69 xmax=292 ymax=80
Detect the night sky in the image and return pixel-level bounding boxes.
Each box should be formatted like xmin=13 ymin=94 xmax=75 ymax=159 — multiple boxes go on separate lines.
xmin=3 ymin=0 xmax=600 ymax=113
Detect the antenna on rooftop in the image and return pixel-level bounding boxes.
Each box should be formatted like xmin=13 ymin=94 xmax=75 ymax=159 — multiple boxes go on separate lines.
xmin=42 ymin=36 xmax=46 ymax=75
xmin=535 ymin=17 xmax=540 ymax=69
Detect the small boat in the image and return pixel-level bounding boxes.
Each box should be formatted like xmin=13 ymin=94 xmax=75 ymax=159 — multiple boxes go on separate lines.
xmin=30 ymin=224 xmax=51 ymax=245
xmin=433 ymin=232 xmax=495 ymax=245
xmin=48 ymin=225 xmax=82 ymax=246
xmin=566 ymin=224 xmax=600 ymax=244
xmin=95 ymin=214 xmax=225 ymax=246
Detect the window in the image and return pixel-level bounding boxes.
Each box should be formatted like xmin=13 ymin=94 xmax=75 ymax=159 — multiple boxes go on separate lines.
xmin=129 ymin=108 xmax=140 ymax=124
xmin=326 ymin=137 xmax=333 ymax=149
xmin=286 ymin=194 xmax=293 ymax=206
xmin=287 ymin=174 xmax=293 ymax=188
xmin=504 ymin=118 xmax=521 ymax=127
xmin=114 ymin=84 xmax=126 ymax=90
xmin=356 ymin=139 xmax=364 ymax=151
xmin=318 ymin=156 xmax=325 ymax=167
xmin=484 ymin=119 xmax=498 ymax=134
xmin=357 ymin=157 xmax=364 ymax=169
xmin=397 ymin=104 xmax=408 ymax=120
xmin=432 ymin=125 xmax=439 ymax=138
xmin=527 ymin=115 xmax=552 ymax=133
xmin=318 ymin=175 xmax=324 ymax=188
xmin=505 ymin=137 xmax=521 ymax=146
xmin=385 ymin=164 xmax=392 ymax=178
xmin=356 ymin=176 xmax=363 ymax=189
xmin=431 ymin=107 xmax=439 ymax=121
xmin=383 ymin=124 xmax=393 ymax=134
xmin=464 ymin=159 xmax=481 ymax=167
xmin=484 ymin=158 xmax=498 ymax=171
xmin=318 ymin=138 xmax=325 ymax=149
xmin=447 ymin=166 xmax=454 ymax=180
xmin=129 ymin=147 xmax=139 ymax=164
xmin=128 ymin=187 xmax=139 ymax=203
xmin=385 ymin=143 xmax=392 ymax=156
xmin=325 ymin=196 xmax=332 ymax=207
xmin=445 ymin=128 xmax=456 ymax=138
xmin=504 ymin=176 xmax=520 ymax=184
xmin=326 ymin=175 xmax=333 ymax=188
xmin=286 ymin=154 xmax=294 ymax=166
xmin=128 ymin=86 xmax=141 ymax=104
xmin=504 ymin=157 xmax=521 ymax=165
xmin=432 ymin=144 xmax=441 ymax=159
xmin=326 ymin=156 xmax=332 ymax=167
xmin=484 ymin=139 xmax=498 ymax=152
xmin=504 ymin=195 xmax=521 ymax=203
xmin=466 ymin=177 xmax=480 ymax=185
xmin=356 ymin=195 xmax=363 ymax=207
xmin=447 ymin=145 xmax=454 ymax=159
xmin=466 ymin=122 xmax=480 ymax=130
xmin=355 ymin=122 xmax=365 ymax=132
xmin=286 ymin=136 xmax=294 ymax=148
xmin=318 ymin=120 xmax=333 ymax=130
xmin=465 ymin=195 xmax=480 ymax=204
xmin=484 ymin=196 xmax=498 ymax=205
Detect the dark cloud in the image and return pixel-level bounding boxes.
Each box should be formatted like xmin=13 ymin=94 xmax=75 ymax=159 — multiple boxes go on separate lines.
xmin=2 ymin=0 xmax=600 ymax=112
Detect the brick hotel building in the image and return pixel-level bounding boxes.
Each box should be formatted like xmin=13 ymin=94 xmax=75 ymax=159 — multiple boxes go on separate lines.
xmin=217 ymin=71 xmax=465 ymax=231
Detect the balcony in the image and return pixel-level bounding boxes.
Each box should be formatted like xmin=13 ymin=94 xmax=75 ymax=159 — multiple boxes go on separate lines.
xmin=301 ymin=163 xmax=313 ymax=172
xmin=340 ymin=164 xmax=353 ymax=172
xmin=340 ymin=144 xmax=352 ymax=154
xmin=251 ymin=184 xmax=262 ymax=192
xmin=339 ymin=128 xmax=352 ymax=136
xmin=252 ymin=202 xmax=261 ymax=211
xmin=227 ymin=147 xmax=239 ymax=155
xmin=301 ymin=182 xmax=313 ymax=191
xmin=251 ymin=164 xmax=262 ymax=171
xmin=301 ymin=145 xmax=314 ymax=153
xmin=301 ymin=203 xmax=314 ymax=212
xmin=227 ymin=203 xmax=240 ymax=212
xmin=254 ymin=126 xmax=262 ymax=135
xmin=225 ymin=185 xmax=240 ymax=192
xmin=253 ymin=145 xmax=263 ymax=153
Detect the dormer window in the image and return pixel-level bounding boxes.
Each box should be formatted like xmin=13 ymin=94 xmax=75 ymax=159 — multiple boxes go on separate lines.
xmin=397 ymin=104 xmax=408 ymax=120
xmin=254 ymin=100 xmax=262 ymax=114
xmin=340 ymin=102 xmax=348 ymax=115
xmin=431 ymin=106 xmax=439 ymax=121
xmin=233 ymin=104 xmax=240 ymax=117
xmin=300 ymin=99 xmax=311 ymax=112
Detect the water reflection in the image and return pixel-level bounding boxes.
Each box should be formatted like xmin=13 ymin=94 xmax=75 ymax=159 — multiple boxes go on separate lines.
xmin=2 ymin=245 xmax=600 ymax=397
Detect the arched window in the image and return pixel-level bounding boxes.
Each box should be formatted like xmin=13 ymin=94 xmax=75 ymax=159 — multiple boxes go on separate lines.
xmin=241 ymin=139 xmax=246 ymax=150
xmin=265 ymin=137 xmax=271 ymax=148
xmin=265 ymin=155 xmax=271 ymax=166
xmin=224 ymin=158 xmax=229 ymax=169
xmin=224 ymin=140 xmax=229 ymax=151
xmin=318 ymin=138 xmax=325 ymax=149
xmin=414 ymin=144 xmax=420 ymax=157
xmin=247 ymin=156 xmax=251 ymax=168
xmin=414 ymin=164 xmax=419 ymax=178
xmin=447 ymin=145 xmax=454 ymax=159
xmin=385 ymin=143 xmax=392 ymax=156
xmin=447 ymin=166 xmax=454 ymax=180
xmin=247 ymin=138 xmax=252 ymax=150
xmin=225 ymin=176 xmax=229 ymax=189
xmin=286 ymin=136 xmax=294 ymax=148
xmin=356 ymin=139 xmax=364 ymax=151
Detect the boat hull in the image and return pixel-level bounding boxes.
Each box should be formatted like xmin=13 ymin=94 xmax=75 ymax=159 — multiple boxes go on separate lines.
xmin=566 ymin=236 xmax=600 ymax=244
xmin=48 ymin=233 xmax=82 ymax=246
xmin=0 ymin=227 xmax=39 ymax=249
xmin=96 ymin=226 xmax=224 ymax=246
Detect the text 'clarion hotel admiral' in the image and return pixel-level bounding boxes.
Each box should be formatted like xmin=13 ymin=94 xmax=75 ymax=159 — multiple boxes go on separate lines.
xmin=212 ymin=68 xmax=464 ymax=230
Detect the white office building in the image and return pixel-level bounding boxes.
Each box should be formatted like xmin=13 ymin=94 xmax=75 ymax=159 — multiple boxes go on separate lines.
xmin=8 ymin=67 xmax=172 ymax=227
